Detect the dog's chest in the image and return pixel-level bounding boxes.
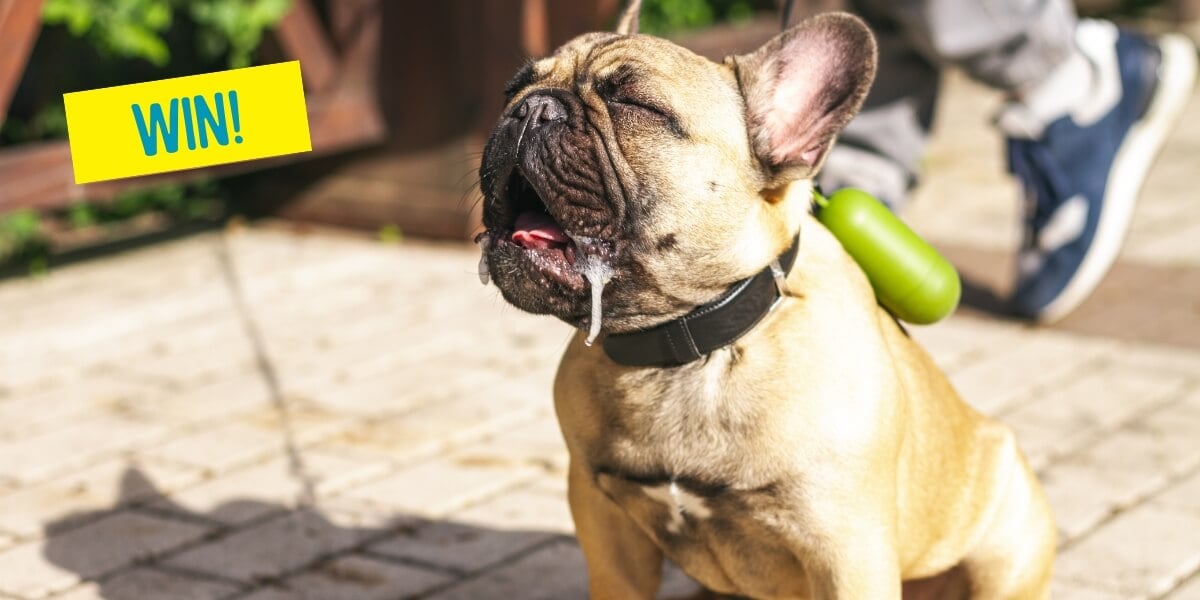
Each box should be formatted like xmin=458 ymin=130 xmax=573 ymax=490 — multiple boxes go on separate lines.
xmin=594 ymin=467 xmax=812 ymax=597
xmin=594 ymin=469 xmax=771 ymax=534
xmin=576 ymin=351 xmax=816 ymax=596
xmin=616 ymin=479 xmax=715 ymax=534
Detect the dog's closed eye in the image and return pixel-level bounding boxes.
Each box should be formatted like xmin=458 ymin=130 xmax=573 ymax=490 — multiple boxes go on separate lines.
xmin=596 ymin=67 xmax=657 ymax=109
xmin=596 ymin=68 xmax=686 ymax=137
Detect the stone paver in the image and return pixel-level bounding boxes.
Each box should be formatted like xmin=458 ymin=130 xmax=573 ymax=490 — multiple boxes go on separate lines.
xmin=940 ymin=328 xmax=1115 ymax=416
xmin=0 ymin=459 xmax=201 ymax=540
xmin=0 ymin=54 xmax=1198 ymax=600
xmin=0 ymin=511 xmax=211 ymax=599
xmin=137 ymin=422 xmax=303 ymax=475
xmin=163 ymin=509 xmax=370 ymax=584
xmin=1039 ymin=392 xmax=1200 ymax=542
xmin=1002 ymin=359 xmax=1189 ymax=469
xmin=1055 ymin=501 xmax=1200 ymax=598
xmin=253 ymin=554 xmax=454 ymax=600
xmin=425 ymin=539 xmax=588 ymax=600
xmin=1049 ymin=580 xmax=1130 ymax=600
xmin=0 ymin=412 xmax=180 ymax=485
xmin=139 ymin=373 xmax=275 ymax=424
xmin=367 ymin=519 xmax=556 ymax=576
xmin=0 ymin=377 xmax=159 ymax=442
xmin=47 ymin=568 xmax=241 ymax=600
xmin=452 ymin=486 xmax=576 ymax=534
xmin=1153 ymin=460 xmax=1200 ymax=518
xmin=150 ymin=453 xmax=390 ymax=526
xmin=338 ymin=452 xmax=543 ymax=519
xmin=1166 ymin=574 xmax=1200 ymax=600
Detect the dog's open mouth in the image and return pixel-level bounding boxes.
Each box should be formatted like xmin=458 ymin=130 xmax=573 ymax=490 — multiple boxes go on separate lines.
xmin=479 ymin=169 xmax=617 ymax=342
xmin=481 ymin=170 xmax=617 ymax=283
xmin=510 ymin=183 xmax=582 ymax=272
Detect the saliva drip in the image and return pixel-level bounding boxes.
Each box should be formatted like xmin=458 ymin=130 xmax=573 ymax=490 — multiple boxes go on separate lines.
xmin=582 ymin=264 xmax=611 ymax=346
xmin=568 ymin=234 xmax=613 ymax=346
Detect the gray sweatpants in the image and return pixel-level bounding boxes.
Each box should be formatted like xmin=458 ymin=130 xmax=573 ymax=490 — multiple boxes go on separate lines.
xmin=818 ymin=0 xmax=1080 ymax=208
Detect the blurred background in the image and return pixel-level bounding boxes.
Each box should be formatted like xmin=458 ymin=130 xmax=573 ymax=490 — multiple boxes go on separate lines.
xmin=2 ymin=0 xmax=1191 ymax=274
xmin=2 ymin=0 xmax=788 ymax=273
xmin=1 ymin=1 xmax=1199 ymax=599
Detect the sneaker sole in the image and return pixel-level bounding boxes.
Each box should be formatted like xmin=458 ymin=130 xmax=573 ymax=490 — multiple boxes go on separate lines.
xmin=1034 ymin=33 xmax=1198 ymax=324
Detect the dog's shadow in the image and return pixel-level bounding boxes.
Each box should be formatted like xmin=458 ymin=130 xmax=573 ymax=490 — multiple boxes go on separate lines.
xmin=39 ymin=466 xmax=579 ymax=599
xmin=40 ymin=466 xmax=708 ymax=600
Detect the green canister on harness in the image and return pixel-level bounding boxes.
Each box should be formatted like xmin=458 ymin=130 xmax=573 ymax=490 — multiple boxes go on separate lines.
xmin=813 ymin=188 xmax=961 ymax=325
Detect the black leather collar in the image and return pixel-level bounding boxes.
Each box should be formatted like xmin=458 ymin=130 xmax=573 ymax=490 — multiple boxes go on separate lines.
xmin=602 ymin=233 xmax=801 ymax=367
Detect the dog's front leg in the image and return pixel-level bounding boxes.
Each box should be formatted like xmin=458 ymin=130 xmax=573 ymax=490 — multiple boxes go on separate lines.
xmin=804 ymin=532 xmax=903 ymax=600
xmin=568 ymin=461 xmax=663 ymax=599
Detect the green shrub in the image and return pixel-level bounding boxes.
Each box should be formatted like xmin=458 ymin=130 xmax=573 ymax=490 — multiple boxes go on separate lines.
xmin=42 ymin=0 xmax=291 ymax=68
xmin=0 ymin=1 xmax=290 ymax=274
xmin=639 ymin=0 xmax=763 ymax=35
xmin=0 ymin=210 xmax=50 ymax=275
xmin=0 ymin=180 xmax=228 ymax=275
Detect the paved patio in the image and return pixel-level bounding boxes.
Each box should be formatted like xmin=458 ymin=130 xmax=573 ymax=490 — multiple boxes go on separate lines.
xmin=0 ymin=70 xmax=1198 ymax=599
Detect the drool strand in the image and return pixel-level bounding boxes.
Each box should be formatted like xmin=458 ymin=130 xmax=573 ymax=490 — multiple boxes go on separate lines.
xmin=584 ymin=268 xmax=608 ymax=345
xmin=568 ymin=234 xmax=614 ymax=346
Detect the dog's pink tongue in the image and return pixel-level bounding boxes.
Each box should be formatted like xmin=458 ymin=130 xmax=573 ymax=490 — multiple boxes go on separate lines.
xmin=512 ymin=211 xmax=568 ymax=249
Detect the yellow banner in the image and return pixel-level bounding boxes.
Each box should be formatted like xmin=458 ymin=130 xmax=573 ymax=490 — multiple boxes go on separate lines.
xmin=63 ymin=61 xmax=312 ymax=184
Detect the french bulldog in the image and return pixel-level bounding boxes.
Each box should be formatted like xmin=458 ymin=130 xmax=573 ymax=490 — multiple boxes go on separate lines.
xmin=475 ymin=2 xmax=1056 ymax=598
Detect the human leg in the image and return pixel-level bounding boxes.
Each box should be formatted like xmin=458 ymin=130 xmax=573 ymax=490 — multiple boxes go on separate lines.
xmin=1000 ymin=23 xmax=1197 ymax=321
xmin=819 ymin=0 xmax=1081 ymax=210
xmin=821 ymin=0 xmax=1197 ymax=322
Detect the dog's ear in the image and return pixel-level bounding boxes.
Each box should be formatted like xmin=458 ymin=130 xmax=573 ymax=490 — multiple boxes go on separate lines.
xmin=732 ymin=13 xmax=876 ymax=183
xmin=615 ymin=0 xmax=642 ymax=35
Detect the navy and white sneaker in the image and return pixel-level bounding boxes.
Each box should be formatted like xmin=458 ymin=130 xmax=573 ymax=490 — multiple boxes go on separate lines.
xmin=999 ymin=21 xmax=1196 ymax=323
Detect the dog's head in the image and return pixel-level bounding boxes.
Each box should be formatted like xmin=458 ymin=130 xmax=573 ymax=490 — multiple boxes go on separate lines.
xmin=478 ymin=3 xmax=876 ymax=335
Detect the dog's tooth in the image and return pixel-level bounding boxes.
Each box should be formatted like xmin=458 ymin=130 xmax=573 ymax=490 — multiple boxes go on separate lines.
xmin=477 ymin=234 xmax=491 ymax=286
xmin=478 ymin=254 xmax=490 ymax=286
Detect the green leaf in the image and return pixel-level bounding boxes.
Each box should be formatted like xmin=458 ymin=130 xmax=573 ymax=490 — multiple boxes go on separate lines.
xmin=42 ymin=0 xmax=94 ymax=35
xmin=105 ymin=21 xmax=171 ymax=65
xmin=42 ymin=0 xmax=291 ymax=69
xmin=27 ymin=256 xmax=49 ymax=277
xmin=141 ymin=1 xmax=172 ymax=29
xmin=2 ymin=211 xmax=41 ymax=238
xmin=32 ymin=104 xmax=69 ymax=138
xmin=67 ymin=203 xmax=96 ymax=229
xmin=378 ymin=224 xmax=403 ymax=245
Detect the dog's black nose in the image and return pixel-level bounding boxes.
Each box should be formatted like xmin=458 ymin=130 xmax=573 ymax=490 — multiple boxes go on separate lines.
xmin=515 ymin=94 xmax=567 ymax=127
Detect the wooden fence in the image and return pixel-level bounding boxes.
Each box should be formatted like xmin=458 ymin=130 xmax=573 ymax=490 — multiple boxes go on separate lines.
xmin=1 ymin=0 xmax=1196 ymax=240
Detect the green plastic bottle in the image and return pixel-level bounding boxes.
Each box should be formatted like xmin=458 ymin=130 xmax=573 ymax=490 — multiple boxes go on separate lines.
xmin=814 ymin=188 xmax=961 ymax=325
